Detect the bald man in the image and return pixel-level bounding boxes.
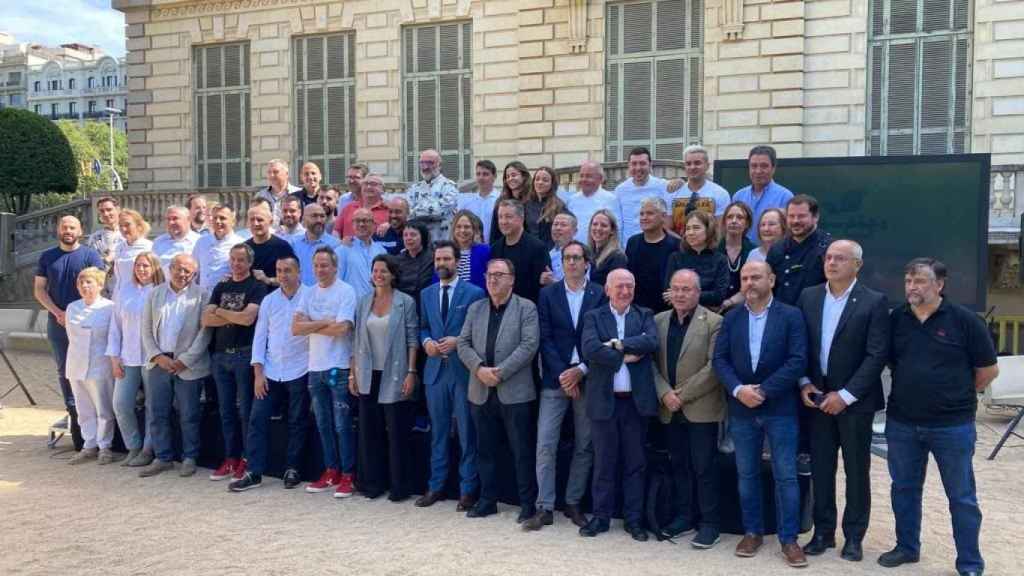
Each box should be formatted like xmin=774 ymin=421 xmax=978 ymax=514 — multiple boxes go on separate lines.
xmin=244 ymin=203 xmax=295 ymax=287
xmin=35 ymin=215 xmax=105 ymax=452
xmin=567 ymin=160 xmax=621 ymax=244
xmin=296 ymin=162 xmax=324 ymax=209
xmin=336 ymin=207 xmax=387 ymax=298
xmin=406 ymin=148 xmax=458 ymax=242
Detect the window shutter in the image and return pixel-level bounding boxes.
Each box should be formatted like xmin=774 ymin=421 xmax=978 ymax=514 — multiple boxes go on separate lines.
xmin=623 ymin=2 xmax=653 ymax=54
xmin=657 ymin=1 xmax=686 ymax=51
xmin=923 ymin=0 xmax=950 ymax=32
xmin=953 ymin=37 xmax=968 ymax=152
xmin=194 ymin=43 xmax=250 ymax=187
xmin=417 ymin=78 xmax=437 ymax=153
xmin=890 ymin=0 xmax=917 ymax=34
xmin=885 ymin=42 xmax=917 ymax=154
xmin=688 ymin=54 xmax=702 ymax=144
xmin=656 ymin=57 xmax=686 ymax=160
xmin=606 ymin=62 xmax=620 ymax=162
xmin=327 ymin=34 xmax=345 ymax=80
xmin=623 ymin=61 xmax=652 ymax=144
xmin=607 ymin=4 xmax=620 ymax=57
xmin=293 ymin=33 xmax=356 ymax=183
xmin=869 ymin=46 xmax=883 ymax=155
xmin=920 ymin=38 xmax=952 ymax=154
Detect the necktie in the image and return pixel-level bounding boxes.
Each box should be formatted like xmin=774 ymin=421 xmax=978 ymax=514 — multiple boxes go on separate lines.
xmin=441 ymin=284 xmax=450 ymax=324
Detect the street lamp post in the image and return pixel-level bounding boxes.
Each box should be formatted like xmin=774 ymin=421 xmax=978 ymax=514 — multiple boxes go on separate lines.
xmin=104 ymin=107 xmax=123 ymax=191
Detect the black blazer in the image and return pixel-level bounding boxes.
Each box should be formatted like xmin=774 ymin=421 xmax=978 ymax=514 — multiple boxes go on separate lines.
xmin=581 ymin=304 xmax=659 ymax=421
xmin=797 ymin=281 xmax=890 ymax=413
xmin=537 ymin=280 xmax=607 ymax=390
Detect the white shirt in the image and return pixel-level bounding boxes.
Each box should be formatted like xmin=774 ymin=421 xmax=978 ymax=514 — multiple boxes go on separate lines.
xmin=439 ymin=276 xmax=458 ymax=315
xmin=252 ymin=284 xmax=310 ymax=382
xmin=564 ymin=281 xmax=589 ymax=370
xmin=611 ymin=304 xmax=632 ymax=393
xmin=457 ymin=189 xmax=499 ymax=241
xmin=112 ymin=237 xmax=153 ymax=301
xmin=105 ymin=282 xmax=153 ymax=367
xmin=65 ymin=297 xmax=114 ymax=382
xmin=615 ymin=176 xmax=668 ymax=243
xmin=665 ymin=179 xmax=731 ymax=220
xmin=192 ymin=230 xmax=244 ymax=292
xmin=297 ymin=279 xmax=357 ymax=371
xmin=158 ymin=285 xmax=192 ymax=354
xmin=819 ymin=281 xmax=858 ymax=405
xmin=152 ymin=230 xmax=200 ymax=275
xmin=567 ymin=188 xmax=619 ymax=244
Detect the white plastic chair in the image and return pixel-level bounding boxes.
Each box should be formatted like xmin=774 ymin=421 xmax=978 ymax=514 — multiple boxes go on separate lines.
xmin=983 ymin=355 xmax=1024 ymax=460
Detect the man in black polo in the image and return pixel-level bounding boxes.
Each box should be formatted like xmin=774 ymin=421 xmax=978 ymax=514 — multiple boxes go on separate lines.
xmin=879 ymin=258 xmax=997 ymax=576
xmin=766 ymin=194 xmax=832 ymax=306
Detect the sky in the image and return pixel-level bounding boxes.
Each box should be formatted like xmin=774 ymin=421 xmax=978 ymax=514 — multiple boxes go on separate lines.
xmin=1 ymin=0 xmax=126 ymax=57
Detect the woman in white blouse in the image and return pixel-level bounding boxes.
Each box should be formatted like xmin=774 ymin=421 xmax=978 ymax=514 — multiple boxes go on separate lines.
xmin=745 ymin=208 xmax=788 ymax=264
xmin=65 ymin=267 xmax=116 ymax=465
xmin=112 ymin=209 xmax=153 ymax=301
xmin=107 ymin=252 xmax=164 ymax=466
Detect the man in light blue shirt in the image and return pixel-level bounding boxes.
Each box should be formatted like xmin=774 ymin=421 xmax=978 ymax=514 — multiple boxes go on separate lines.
xmin=614 ymin=147 xmax=668 ymax=243
xmin=337 ymin=207 xmax=387 ymax=298
xmin=289 ymin=203 xmax=340 ymax=286
xmin=731 ymin=145 xmax=794 ymax=245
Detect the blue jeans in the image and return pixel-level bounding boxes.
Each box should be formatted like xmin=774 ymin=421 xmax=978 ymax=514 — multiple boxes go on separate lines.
xmin=211 ymin=350 xmax=254 ymax=460
xmin=886 ymin=418 xmax=984 ymax=574
xmin=731 ymin=414 xmax=801 ymax=543
xmin=46 ymin=314 xmax=82 ymax=449
xmin=307 ymin=369 xmax=355 ymax=473
xmin=246 ymin=375 xmax=310 ymax=475
xmin=113 ymin=366 xmax=151 ymax=452
xmin=425 ymin=368 xmax=478 ymax=495
xmin=145 ymin=366 xmax=202 ymax=462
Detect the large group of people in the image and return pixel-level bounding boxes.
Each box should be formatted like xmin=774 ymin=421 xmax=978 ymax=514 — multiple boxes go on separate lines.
xmin=36 ymin=145 xmax=995 ymax=576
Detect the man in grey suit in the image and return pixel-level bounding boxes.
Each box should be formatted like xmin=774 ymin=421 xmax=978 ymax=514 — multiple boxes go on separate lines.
xmin=457 ymin=258 xmax=540 ymax=522
xmin=139 ymin=254 xmax=212 ymax=478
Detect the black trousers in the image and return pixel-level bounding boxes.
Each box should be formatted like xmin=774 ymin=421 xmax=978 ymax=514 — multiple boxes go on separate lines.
xmin=667 ymin=418 xmax=720 ymax=530
xmin=357 ymin=371 xmax=414 ymax=499
xmin=591 ymin=395 xmax=648 ymax=524
xmin=471 ymin=389 xmax=536 ymax=509
xmin=809 ymin=409 xmax=874 ymax=541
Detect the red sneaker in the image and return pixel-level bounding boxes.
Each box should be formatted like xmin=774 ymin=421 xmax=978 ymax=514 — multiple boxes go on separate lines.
xmin=233 ymin=458 xmax=248 ymax=480
xmin=209 ymin=458 xmax=238 ymax=481
xmin=334 ymin=472 xmax=354 ymax=498
xmin=305 ymin=468 xmax=339 ymax=493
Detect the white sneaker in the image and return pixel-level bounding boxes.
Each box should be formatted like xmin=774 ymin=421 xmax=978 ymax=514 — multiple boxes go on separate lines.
xmin=68 ymin=447 xmax=99 ymax=465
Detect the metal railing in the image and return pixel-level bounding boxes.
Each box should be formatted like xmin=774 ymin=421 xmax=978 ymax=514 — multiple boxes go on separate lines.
xmin=992 ymin=315 xmax=1024 ymax=356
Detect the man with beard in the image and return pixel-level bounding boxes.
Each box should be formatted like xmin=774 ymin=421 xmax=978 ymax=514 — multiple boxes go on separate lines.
xmin=289 ymin=203 xmax=341 ymax=287
xmin=375 ymin=197 xmax=409 ymax=255
xmin=187 ymin=194 xmax=210 ymax=235
xmin=318 ymin=185 xmax=340 ymax=221
xmin=336 ymin=208 xmax=386 ymax=298
xmin=406 ymin=149 xmax=458 ymax=242
xmin=625 ymin=197 xmax=676 ymax=314
xmin=152 ymin=205 xmax=200 ymax=276
xmin=277 ymin=195 xmax=306 ymax=239
xmin=767 ymin=195 xmax=832 ymax=306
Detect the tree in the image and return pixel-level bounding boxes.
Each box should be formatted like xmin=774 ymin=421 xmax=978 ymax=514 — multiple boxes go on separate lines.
xmin=57 ymin=119 xmax=128 ymax=197
xmin=0 ymin=108 xmax=77 ymax=214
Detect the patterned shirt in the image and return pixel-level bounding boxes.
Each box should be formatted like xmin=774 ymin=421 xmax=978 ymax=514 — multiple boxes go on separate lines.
xmin=405 ymin=173 xmax=459 ymax=241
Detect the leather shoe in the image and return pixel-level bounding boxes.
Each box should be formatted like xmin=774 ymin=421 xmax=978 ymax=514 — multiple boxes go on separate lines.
xmin=802 ymin=534 xmax=836 ymax=556
xmin=735 ymin=533 xmax=764 ymax=557
xmin=516 ymin=505 xmax=537 ymax=524
xmin=414 ymin=491 xmax=445 ymax=508
xmin=521 ymin=509 xmax=553 ymax=531
xmin=840 ymin=540 xmax=863 ymax=562
xmin=465 ymin=501 xmax=497 ymax=518
xmin=563 ymin=504 xmax=588 ymax=528
xmin=579 ymin=517 xmax=610 ymax=537
xmin=877 ymin=547 xmax=919 ymax=568
xmin=456 ymin=494 xmax=478 ymax=512
xmin=624 ymin=522 xmax=648 ymax=542
xmin=782 ymin=543 xmax=809 ymax=568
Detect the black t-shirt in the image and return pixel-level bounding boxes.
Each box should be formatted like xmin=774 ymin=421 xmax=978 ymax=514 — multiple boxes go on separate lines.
xmin=245 ymin=235 xmax=295 ymax=280
xmin=766 ymin=227 xmax=832 ymax=305
xmin=489 ymin=232 xmax=551 ymax=303
xmin=626 ymin=233 xmax=677 ymax=313
xmin=888 ymin=299 xmax=997 ymax=426
xmin=209 ymin=275 xmax=268 ymax=352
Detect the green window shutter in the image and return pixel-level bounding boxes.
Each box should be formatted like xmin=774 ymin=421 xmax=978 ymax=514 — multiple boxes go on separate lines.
xmin=293 ymin=33 xmax=356 ymax=183
xmin=194 ymin=42 xmax=251 ymax=187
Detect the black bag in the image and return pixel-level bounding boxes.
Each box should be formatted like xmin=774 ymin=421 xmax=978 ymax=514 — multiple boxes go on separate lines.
xmin=645 ymin=447 xmax=677 ymax=542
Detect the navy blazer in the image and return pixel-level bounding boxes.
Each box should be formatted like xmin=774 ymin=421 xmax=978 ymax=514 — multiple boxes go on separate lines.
xmin=712 ymin=300 xmax=808 ymax=419
xmin=537 ymin=280 xmax=607 ymax=390
xmin=581 ymin=304 xmax=659 ymax=421
xmin=419 ymin=279 xmax=486 ymax=389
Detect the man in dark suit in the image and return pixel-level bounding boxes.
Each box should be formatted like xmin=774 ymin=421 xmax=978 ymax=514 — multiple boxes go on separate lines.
xmin=797 ymin=240 xmax=889 ymax=561
xmin=489 ymin=198 xmax=551 ymax=303
xmin=524 ymin=240 xmax=606 ymax=531
xmin=416 ymin=240 xmax=487 ymax=510
xmin=713 ymin=260 xmax=808 ymax=568
xmin=579 ymin=268 xmax=659 ymax=541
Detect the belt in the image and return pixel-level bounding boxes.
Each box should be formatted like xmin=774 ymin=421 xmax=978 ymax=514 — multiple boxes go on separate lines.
xmin=614 ymin=391 xmax=632 ymax=399
xmin=221 ymin=346 xmax=252 ymax=354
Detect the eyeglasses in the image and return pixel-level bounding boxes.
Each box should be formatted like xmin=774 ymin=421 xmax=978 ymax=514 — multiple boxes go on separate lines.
xmin=485 ymin=272 xmax=512 ymax=280
xmin=354 ymin=218 xmax=374 ymax=224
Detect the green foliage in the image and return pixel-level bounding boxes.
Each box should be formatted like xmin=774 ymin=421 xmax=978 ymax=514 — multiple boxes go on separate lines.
xmin=0 ymin=108 xmax=77 ymax=213
xmin=57 ymin=119 xmax=128 ymax=197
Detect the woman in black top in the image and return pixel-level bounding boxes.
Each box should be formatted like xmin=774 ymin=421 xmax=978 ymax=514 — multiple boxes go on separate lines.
xmin=489 ymin=161 xmax=542 ymax=244
xmin=587 ymin=208 xmax=628 ymax=286
xmin=664 ymin=210 xmax=730 ymax=310
xmin=531 ymin=166 xmax=567 ymax=249
xmin=717 ymin=201 xmax=755 ymax=311
xmin=395 ymin=220 xmax=434 ymax=308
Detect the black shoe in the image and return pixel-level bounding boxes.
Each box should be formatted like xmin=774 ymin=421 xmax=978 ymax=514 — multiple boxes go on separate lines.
xmin=797 ymin=453 xmax=812 ymax=476
xmin=282 ymin=468 xmax=301 ymax=489
xmin=959 ymin=571 xmax=983 ymax=576
xmin=878 ymin=547 xmax=920 ymax=568
xmin=663 ymin=515 xmax=695 ymax=538
xmin=228 ymin=472 xmax=262 ymax=492
xmin=521 ymin=509 xmax=553 ymax=531
xmin=802 ymin=533 xmax=836 ymax=556
xmin=840 ymin=540 xmax=863 ymax=562
xmin=517 ymin=505 xmax=537 ymax=524
xmin=624 ymin=522 xmax=648 ymax=542
xmin=563 ymin=504 xmax=588 ymax=528
xmin=387 ymin=492 xmax=410 ymax=503
xmin=415 ymin=490 xmax=445 ymax=508
xmin=691 ymin=526 xmax=721 ymax=549
xmin=579 ymin=517 xmax=610 ymax=537
xmin=466 ymin=501 xmax=498 ymax=518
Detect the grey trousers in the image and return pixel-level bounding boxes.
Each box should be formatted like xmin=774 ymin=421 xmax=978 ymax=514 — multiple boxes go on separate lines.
xmin=535 ymin=386 xmax=593 ymax=510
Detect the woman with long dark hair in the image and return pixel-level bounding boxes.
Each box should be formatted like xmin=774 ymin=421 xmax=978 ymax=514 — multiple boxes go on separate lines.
xmin=664 ymin=210 xmax=731 ymax=310
xmin=531 ymin=166 xmax=567 ymax=249
xmin=490 ymin=161 xmax=541 ymax=243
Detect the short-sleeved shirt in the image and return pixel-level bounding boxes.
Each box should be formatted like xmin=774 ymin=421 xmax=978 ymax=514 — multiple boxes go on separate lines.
xmin=615 ymin=176 xmax=669 ymax=243
xmin=888 ymin=299 xmax=997 ymax=426
xmin=35 ymin=245 xmax=105 ymax=313
xmin=208 ymin=275 xmax=268 ymax=352
xmin=297 ymin=279 xmax=357 ymax=371
xmin=245 ymin=235 xmax=296 ymax=281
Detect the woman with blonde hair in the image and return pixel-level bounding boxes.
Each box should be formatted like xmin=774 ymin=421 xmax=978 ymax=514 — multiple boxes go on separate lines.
xmin=531 ymin=166 xmax=567 ymax=249
xmin=107 ymin=252 xmax=165 ymax=466
xmin=449 ymin=210 xmax=490 ymax=288
xmin=112 ymin=209 xmax=153 ymax=301
xmin=65 ymin=267 xmax=116 ymax=464
xmin=663 ymin=210 xmax=731 ymax=310
xmin=586 ymin=209 xmax=628 ymax=286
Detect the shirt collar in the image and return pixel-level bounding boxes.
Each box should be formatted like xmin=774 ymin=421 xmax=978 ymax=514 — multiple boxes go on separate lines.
xmin=745 ymin=297 xmax=773 ymax=319
xmin=610 ymin=304 xmax=630 ymax=318
xmin=565 ymin=279 xmax=587 ymax=295
xmin=826 ymin=279 xmax=857 ymax=302
xmin=441 ymin=276 xmax=458 ymax=290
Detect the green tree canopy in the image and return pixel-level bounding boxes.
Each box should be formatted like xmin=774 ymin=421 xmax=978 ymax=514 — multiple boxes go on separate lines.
xmin=57 ymin=119 xmax=128 ymax=198
xmin=0 ymin=108 xmax=77 ymax=214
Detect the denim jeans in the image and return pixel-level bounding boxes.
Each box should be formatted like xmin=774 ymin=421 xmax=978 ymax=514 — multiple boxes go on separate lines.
xmin=535 ymin=387 xmax=592 ymax=510
xmin=424 ymin=367 xmax=478 ymax=496
xmin=113 ymin=365 xmax=151 ymax=452
xmin=145 ymin=366 xmax=203 ymax=462
xmin=307 ymin=368 xmax=355 ymax=473
xmin=886 ymin=418 xmax=984 ymax=574
xmin=211 ymin=350 xmax=254 ymax=460
xmin=46 ymin=314 xmax=82 ymax=449
xmin=730 ymin=414 xmax=801 ymax=543
xmin=245 ymin=375 xmax=310 ymax=475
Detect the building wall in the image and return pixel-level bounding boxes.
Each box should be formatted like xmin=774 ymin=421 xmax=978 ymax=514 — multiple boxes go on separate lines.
xmin=972 ymin=0 xmax=1024 ymax=166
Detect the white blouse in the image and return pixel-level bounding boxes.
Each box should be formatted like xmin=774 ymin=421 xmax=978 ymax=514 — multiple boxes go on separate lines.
xmin=112 ymin=237 xmax=154 ymax=301
xmin=65 ymin=297 xmax=115 ymax=382
xmin=106 ymin=282 xmax=154 ymax=367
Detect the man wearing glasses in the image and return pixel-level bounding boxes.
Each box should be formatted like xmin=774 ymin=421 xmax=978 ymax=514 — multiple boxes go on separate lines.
xmin=406 ymin=149 xmax=459 ymax=242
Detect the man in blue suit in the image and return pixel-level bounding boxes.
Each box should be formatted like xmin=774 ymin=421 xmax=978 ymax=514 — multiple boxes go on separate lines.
xmin=580 ymin=268 xmax=659 ymax=541
xmin=415 ymin=240 xmax=486 ymax=510
xmin=713 ymin=260 xmax=808 ymax=568
xmin=523 ymin=240 xmax=606 ymax=531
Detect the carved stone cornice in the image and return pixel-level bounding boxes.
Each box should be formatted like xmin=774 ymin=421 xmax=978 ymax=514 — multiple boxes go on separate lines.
xmin=149 ymin=0 xmax=322 ymax=20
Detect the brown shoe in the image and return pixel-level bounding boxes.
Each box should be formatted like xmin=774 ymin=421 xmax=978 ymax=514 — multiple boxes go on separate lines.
xmin=563 ymin=504 xmax=588 ymax=528
xmin=521 ymin=509 xmax=553 ymax=531
xmin=414 ymin=490 xmax=444 ymax=508
xmin=456 ymin=494 xmax=478 ymax=512
xmin=781 ymin=543 xmax=809 ymax=568
xmin=735 ymin=533 xmax=764 ymax=557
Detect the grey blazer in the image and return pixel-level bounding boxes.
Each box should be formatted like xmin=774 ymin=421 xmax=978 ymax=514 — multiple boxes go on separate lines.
xmin=353 ymin=290 xmax=419 ymax=404
xmin=141 ymin=283 xmax=212 ymax=381
xmin=457 ymin=294 xmax=539 ymax=406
